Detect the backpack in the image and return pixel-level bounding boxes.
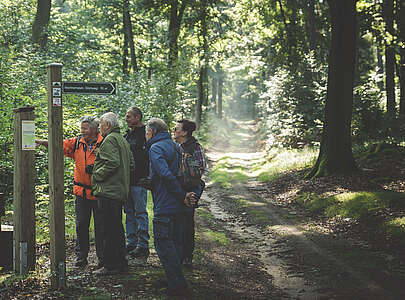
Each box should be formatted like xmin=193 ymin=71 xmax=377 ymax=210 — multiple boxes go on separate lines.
xmin=175 ymin=142 xmax=205 ymax=191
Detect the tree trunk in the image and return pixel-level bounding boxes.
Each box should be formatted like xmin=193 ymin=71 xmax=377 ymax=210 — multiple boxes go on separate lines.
xmin=398 ymin=0 xmax=405 ymax=118
xmin=196 ymin=67 xmax=203 ymax=131
xmin=211 ymin=76 xmax=217 ymax=114
xmin=218 ymin=74 xmax=223 ymax=120
xmin=307 ymin=0 xmax=316 ymax=51
xmin=123 ymin=0 xmax=138 ymax=73
xmin=31 ymin=0 xmax=51 ymax=49
xmin=122 ymin=10 xmax=129 ymax=76
xmin=195 ymin=1 xmax=209 ymax=130
xmin=377 ymin=49 xmax=384 ymax=91
xmin=384 ymin=0 xmax=397 ymax=120
xmin=307 ymin=0 xmax=357 ymax=179
xmin=168 ymin=0 xmax=187 ymax=68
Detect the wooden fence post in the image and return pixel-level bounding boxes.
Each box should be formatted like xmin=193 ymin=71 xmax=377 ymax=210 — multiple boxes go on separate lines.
xmin=13 ymin=106 xmax=36 ymax=274
xmin=46 ymin=63 xmax=66 ymax=289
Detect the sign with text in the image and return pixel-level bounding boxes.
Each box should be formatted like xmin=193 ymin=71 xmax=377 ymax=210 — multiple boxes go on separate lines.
xmin=62 ymin=82 xmax=116 ymax=95
xmin=21 ymin=120 xmax=35 ymax=150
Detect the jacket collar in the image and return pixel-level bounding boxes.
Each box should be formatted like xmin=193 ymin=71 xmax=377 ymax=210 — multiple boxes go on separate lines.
xmin=103 ymin=126 xmax=120 ymax=137
xmin=145 ymin=132 xmax=172 ymax=149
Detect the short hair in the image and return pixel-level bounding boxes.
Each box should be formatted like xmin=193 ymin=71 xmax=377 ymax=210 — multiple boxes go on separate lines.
xmin=146 ymin=118 xmax=168 ymax=135
xmin=79 ymin=115 xmax=99 ymax=130
xmin=177 ymin=119 xmax=196 ymax=136
xmin=100 ymin=112 xmax=119 ymax=128
xmin=127 ymin=106 xmax=143 ymax=120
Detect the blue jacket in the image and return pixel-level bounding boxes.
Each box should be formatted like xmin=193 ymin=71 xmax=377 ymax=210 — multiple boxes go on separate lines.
xmin=145 ymin=132 xmax=191 ymax=216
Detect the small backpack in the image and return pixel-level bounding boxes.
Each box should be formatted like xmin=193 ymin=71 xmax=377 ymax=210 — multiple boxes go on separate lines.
xmin=176 ymin=142 xmax=205 ymax=191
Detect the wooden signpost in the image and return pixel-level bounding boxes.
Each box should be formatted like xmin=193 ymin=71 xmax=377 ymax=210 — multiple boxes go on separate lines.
xmin=13 ymin=106 xmax=36 ymax=274
xmin=44 ymin=63 xmax=117 ymax=289
xmin=47 ymin=63 xmax=66 ymax=288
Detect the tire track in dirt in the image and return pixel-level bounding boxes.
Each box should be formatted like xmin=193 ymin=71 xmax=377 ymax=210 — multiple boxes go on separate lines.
xmin=203 ymin=120 xmax=398 ymax=300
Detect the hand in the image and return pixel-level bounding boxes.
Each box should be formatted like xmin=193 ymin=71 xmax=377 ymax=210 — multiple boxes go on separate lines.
xmin=184 ymin=192 xmax=196 ymax=207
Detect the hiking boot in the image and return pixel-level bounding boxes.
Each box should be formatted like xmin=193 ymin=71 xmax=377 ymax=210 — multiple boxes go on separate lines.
xmin=182 ymin=257 xmax=193 ymax=268
xmin=126 ymin=244 xmax=137 ymax=254
xmin=97 ymin=259 xmax=104 ymax=268
xmin=129 ymin=247 xmax=149 ymax=259
xmin=75 ymin=258 xmax=88 ymax=268
xmin=129 ymin=256 xmax=148 ymax=266
xmin=93 ymin=267 xmax=119 ymax=276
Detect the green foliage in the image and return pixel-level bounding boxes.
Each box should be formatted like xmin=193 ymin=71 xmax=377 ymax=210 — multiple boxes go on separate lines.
xmin=297 ymin=191 xmax=405 ymax=220
xmin=256 ymin=54 xmax=327 ymax=148
xmin=255 ymin=147 xmax=317 ymax=183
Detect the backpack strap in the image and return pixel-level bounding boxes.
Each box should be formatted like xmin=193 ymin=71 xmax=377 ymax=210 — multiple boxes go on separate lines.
xmin=72 ymin=135 xmax=83 ymax=153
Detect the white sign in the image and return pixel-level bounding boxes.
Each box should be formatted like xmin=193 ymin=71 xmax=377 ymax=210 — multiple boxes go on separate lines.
xmin=53 ymin=97 xmax=61 ymax=106
xmin=22 ymin=121 xmax=35 ymax=150
xmin=53 ymin=88 xmax=61 ymax=97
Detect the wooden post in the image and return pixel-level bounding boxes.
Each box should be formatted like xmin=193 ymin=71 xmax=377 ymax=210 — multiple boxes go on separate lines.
xmin=46 ymin=63 xmax=66 ymax=289
xmin=13 ymin=106 xmax=36 ymax=274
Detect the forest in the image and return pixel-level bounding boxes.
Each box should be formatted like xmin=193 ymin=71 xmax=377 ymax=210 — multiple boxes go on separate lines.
xmin=1 ymin=0 xmax=405 ymax=299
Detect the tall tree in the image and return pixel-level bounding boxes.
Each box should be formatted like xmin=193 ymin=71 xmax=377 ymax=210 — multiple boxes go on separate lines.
xmin=31 ymin=0 xmax=51 ymax=49
xmin=384 ymin=0 xmax=397 ymax=120
xmin=196 ymin=0 xmax=209 ymax=130
xmin=168 ymin=0 xmax=187 ymax=68
xmin=398 ymin=0 xmax=405 ymax=119
xmin=123 ymin=0 xmax=138 ymax=73
xmin=217 ymin=65 xmax=224 ymax=120
xmin=307 ymin=0 xmax=357 ymax=178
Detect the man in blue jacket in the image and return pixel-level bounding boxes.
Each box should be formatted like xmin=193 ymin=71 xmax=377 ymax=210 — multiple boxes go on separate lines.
xmin=145 ymin=118 xmax=195 ymax=297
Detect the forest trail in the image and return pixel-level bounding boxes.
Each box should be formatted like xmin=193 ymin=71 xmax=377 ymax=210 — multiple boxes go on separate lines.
xmin=198 ymin=120 xmax=401 ymax=300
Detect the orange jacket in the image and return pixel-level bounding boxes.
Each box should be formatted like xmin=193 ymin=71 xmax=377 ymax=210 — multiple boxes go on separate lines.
xmin=63 ymin=133 xmax=103 ymax=200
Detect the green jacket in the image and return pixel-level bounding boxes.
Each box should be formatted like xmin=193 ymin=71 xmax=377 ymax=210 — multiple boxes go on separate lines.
xmin=92 ymin=126 xmax=134 ymax=202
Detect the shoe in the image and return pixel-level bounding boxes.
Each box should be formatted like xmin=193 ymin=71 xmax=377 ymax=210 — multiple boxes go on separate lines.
xmin=129 ymin=256 xmax=148 ymax=266
xmin=93 ymin=267 xmax=119 ymax=276
xmin=182 ymin=257 xmax=193 ymax=268
xmin=126 ymin=244 xmax=137 ymax=254
xmin=75 ymin=258 xmax=88 ymax=268
xmin=130 ymin=247 xmax=149 ymax=259
xmin=97 ymin=259 xmax=104 ymax=268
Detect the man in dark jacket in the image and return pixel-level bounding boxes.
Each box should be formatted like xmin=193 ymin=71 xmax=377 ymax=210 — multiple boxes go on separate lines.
xmin=92 ymin=112 xmax=134 ymax=275
xmin=124 ymin=106 xmax=150 ymax=264
xmin=145 ymin=118 xmax=195 ymax=296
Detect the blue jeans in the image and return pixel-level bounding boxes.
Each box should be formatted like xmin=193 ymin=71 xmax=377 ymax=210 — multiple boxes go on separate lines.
xmin=124 ymin=186 xmax=149 ymax=249
xmin=153 ymin=214 xmax=187 ymax=290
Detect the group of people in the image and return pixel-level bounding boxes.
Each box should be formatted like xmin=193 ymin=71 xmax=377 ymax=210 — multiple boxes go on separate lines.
xmin=36 ymin=106 xmax=206 ymax=296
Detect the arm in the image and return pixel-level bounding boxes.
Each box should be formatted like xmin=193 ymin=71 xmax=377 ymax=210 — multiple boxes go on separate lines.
xmin=149 ymin=144 xmax=186 ymax=202
xmin=35 ymin=139 xmax=48 ymax=148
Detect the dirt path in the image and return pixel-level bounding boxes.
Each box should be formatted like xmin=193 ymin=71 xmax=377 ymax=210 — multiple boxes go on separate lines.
xmin=197 ymin=120 xmax=402 ymax=300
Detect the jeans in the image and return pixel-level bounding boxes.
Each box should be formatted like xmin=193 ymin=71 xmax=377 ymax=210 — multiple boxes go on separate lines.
xmin=98 ymin=197 xmax=127 ymax=270
xmin=124 ymin=186 xmax=149 ymax=249
xmin=74 ymin=196 xmax=103 ymax=262
xmin=183 ymin=210 xmax=195 ymax=261
xmin=153 ymin=214 xmax=187 ymax=290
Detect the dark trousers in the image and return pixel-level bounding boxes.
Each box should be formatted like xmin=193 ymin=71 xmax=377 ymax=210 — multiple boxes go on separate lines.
xmin=75 ymin=196 xmax=104 ymax=261
xmin=98 ymin=197 xmax=127 ymax=270
xmin=183 ymin=210 xmax=195 ymax=261
xmin=153 ymin=214 xmax=187 ymax=290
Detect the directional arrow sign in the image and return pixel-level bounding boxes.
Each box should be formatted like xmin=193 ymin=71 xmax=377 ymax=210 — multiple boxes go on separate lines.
xmin=62 ymin=82 xmax=116 ymax=95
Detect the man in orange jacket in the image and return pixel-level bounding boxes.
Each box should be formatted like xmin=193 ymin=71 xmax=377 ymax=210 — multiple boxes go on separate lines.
xmin=36 ymin=116 xmax=104 ymax=268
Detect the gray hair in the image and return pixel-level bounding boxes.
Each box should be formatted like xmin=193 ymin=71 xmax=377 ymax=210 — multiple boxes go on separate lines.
xmin=127 ymin=106 xmax=143 ymax=120
xmin=146 ymin=118 xmax=168 ymax=134
xmin=100 ymin=112 xmax=120 ymax=128
xmin=79 ymin=115 xmax=99 ymax=130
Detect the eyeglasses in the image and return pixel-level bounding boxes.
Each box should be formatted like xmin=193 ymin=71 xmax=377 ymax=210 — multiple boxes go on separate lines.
xmin=173 ymin=127 xmax=182 ymax=132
